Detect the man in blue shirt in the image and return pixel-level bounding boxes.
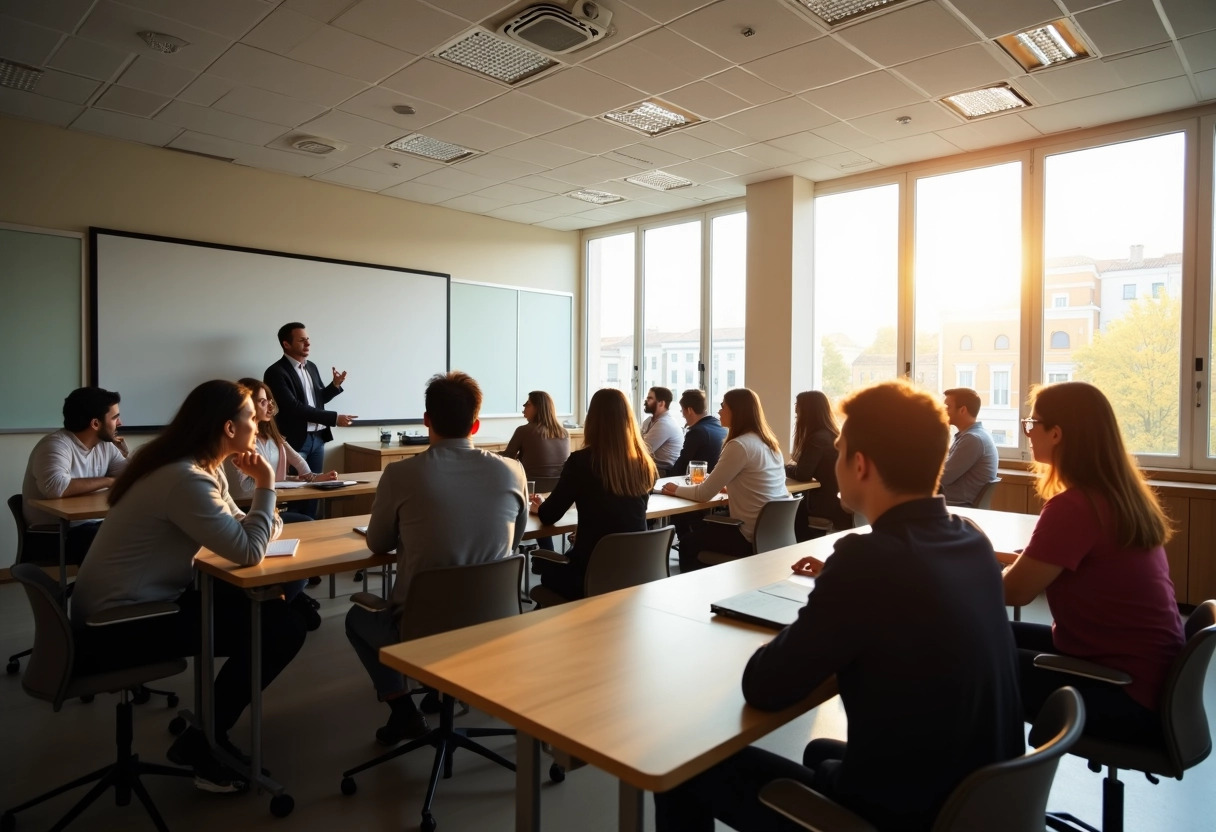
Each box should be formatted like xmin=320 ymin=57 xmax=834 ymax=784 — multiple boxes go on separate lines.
xmin=940 ymin=387 xmax=998 ymax=505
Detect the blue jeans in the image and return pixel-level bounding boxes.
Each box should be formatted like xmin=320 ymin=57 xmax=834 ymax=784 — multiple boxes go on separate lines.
xmin=292 ymin=432 xmax=327 ymax=518
xmin=345 ymin=604 xmax=406 ymax=699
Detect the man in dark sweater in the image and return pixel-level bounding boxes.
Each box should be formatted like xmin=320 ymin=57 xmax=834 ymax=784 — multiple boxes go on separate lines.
xmin=669 ymin=389 xmax=730 ymax=571
xmin=654 ymin=380 xmax=1023 ymax=831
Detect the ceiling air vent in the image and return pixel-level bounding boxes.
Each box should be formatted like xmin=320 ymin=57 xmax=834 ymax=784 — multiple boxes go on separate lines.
xmin=291 ymin=136 xmax=343 ymax=154
xmin=499 ymin=3 xmax=613 ymax=55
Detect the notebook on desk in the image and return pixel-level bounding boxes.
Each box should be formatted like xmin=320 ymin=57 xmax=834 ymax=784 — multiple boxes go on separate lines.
xmin=710 ymin=576 xmax=815 ymax=630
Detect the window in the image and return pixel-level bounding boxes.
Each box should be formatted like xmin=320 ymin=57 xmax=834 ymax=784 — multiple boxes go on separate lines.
xmin=1123 ymin=284 xmax=1136 ymax=300
xmin=956 ymin=367 xmax=975 ymax=388
xmin=586 ymin=233 xmax=634 ymax=398
xmin=992 ymin=430 xmax=1009 ymax=445
xmin=991 ymin=369 xmax=1010 ymax=406
xmin=685 ymin=370 xmax=693 ymax=385
xmin=711 ymin=212 xmax=746 ymax=402
xmin=1048 ymin=372 xmax=1070 ymax=383
xmin=994 ymin=335 xmax=1011 ymax=350
xmin=606 ymin=363 xmax=618 ymax=382
xmin=670 ymin=370 xmax=677 ymax=385
xmin=1050 ymin=331 xmax=1070 ymax=349
xmin=1153 ymin=282 xmax=1165 ymax=298
xmin=650 ymin=357 xmax=657 ymax=370
xmin=960 ymin=336 xmax=973 ymax=351
xmin=643 ymin=220 xmax=701 ymax=400
xmin=727 ymin=352 xmax=736 ymax=361
xmin=685 ymin=352 xmax=694 ymax=362
xmin=670 ymin=353 xmax=678 ymax=363
xmin=726 ymin=369 xmax=736 ymax=387
xmin=1053 ymin=294 xmax=1068 ymax=308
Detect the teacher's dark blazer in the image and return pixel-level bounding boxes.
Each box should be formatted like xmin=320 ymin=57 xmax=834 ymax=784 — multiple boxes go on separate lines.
xmin=264 ymin=355 xmax=343 ymax=449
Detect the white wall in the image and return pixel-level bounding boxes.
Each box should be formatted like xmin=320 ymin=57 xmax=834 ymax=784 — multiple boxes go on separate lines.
xmin=0 ymin=116 xmax=578 ymax=569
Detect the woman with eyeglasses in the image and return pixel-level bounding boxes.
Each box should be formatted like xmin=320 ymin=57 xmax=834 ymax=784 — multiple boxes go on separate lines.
xmin=1004 ymin=381 xmax=1184 ymax=741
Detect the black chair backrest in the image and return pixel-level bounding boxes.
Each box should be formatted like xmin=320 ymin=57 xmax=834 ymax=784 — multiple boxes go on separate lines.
xmin=399 ymin=556 xmax=524 ymax=642
xmin=973 ymin=479 xmax=1001 ymax=510
xmin=584 ymin=526 xmax=674 ymax=597
xmin=936 ymin=687 xmax=1085 ymax=831
xmin=11 ymin=563 xmax=74 ymax=710
xmin=1161 ymin=600 xmax=1216 ymax=774
xmin=753 ymin=495 xmax=803 ymax=554
xmin=8 ymin=493 xmax=60 ymax=566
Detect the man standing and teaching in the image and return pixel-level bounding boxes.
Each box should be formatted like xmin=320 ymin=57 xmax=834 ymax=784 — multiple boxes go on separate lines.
xmin=264 ymin=321 xmax=357 ymax=517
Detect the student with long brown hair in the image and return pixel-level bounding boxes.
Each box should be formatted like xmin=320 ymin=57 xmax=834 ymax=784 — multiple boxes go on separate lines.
xmin=787 ymin=390 xmax=852 ymax=539
xmin=1004 ymin=381 xmax=1184 ymax=740
xmin=501 ymin=389 xmax=570 ymax=479
xmin=661 ymin=388 xmax=788 ymax=568
xmin=531 ymin=388 xmax=656 ymax=600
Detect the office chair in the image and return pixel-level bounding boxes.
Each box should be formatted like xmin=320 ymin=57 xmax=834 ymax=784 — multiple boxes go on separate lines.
xmin=2 ymin=563 xmax=194 ymax=832
xmin=947 ymin=479 xmax=1002 ymax=510
xmin=528 ymin=526 xmax=675 ymax=608
xmin=1034 ymin=600 xmax=1216 ymax=832
xmin=340 ymin=556 xmax=524 ymax=832
xmin=699 ymin=495 xmax=803 ymax=567
xmin=7 ymin=495 xmax=59 ymax=675
xmin=760 ymin=686 xmax=1085 ymax=832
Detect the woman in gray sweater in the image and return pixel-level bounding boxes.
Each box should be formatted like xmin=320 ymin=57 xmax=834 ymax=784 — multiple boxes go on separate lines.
xmin=72 ymin=380 xmax=307 ymax=794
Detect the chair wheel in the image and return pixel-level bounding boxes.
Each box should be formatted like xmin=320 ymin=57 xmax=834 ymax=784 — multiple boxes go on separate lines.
xmin=269 ymin=794 xmax=294 ymax=818
xmin=549 ymin=763 xmax=565 ymax=783
xmin=5 ymin=658 xmax=18 ymax=675
xmin=421 ymin=811 xmax=437 ymax=832
xmin=166 ymin=693 xmax=180 ymax=708
xmin=131 ymin=686 xmax=152 ymax=705
xmin=340 ymin=776 xmax=357 ymax=796
xmin=353 ymin=570 xmax=364 ymax=582
xmin=168 ymin=716 xmax=188 ymax=736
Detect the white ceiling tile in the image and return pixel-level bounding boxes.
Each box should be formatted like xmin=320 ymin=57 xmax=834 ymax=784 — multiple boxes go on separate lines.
xmin=894 ymin=43 xmax=1016 ymax=98
xmin=718 ymin=96 xmax=835 ymax=142
xmin=661 ymin=159 xmax=730 ymax=183
xmin=536 ymin=216 xmax=595 ymax=230
xmin=934 ymin=113 xmax=1043 ymax=152
xmin=425 ymin=113 xmax=527 ymax=151
xmin=540 ymin=118 xmax=639 ymax=154
xmin=607 ymin=143 xmax=689 ymax=168
xmin=455 ymin=153 xmax=545 ymax=180
xmin=412 ymin=165 xmax=498 ymax=193
xmin=765 ymin=131 xmax=847 ymax=159
xmin=807 ymin=152 xmax=876 ymax=175
xmin=619 ymin=0 xmax=711 ymax=26
xmin=801 ymin=70 xmax=924 ymax=120
xmin=667 ymin=0 xmax=825 ymax=65
xmin=0 ymin=16 xmax=63 ymax=65
xmin=333 ymin=0 xmax=467 ymax=54
xmin=730 ymin=142 xmax=802 ymax=167
xmin=836 ymin=1 xmax=977 ymax=67
xmin=72 ymin=107 xmax=182 ymax=144
xmin=583 ymin=28 xmax=729 ymax=97
xmin=496 ymin=138 xmax=589 ymax=167
xmin=474 ymin=182 xmax=557 ymax=203
xmin=1020 ymin=76 xmax=1197 ymax=132
xmin=381 ymin=58 xmax=505 ymax=111
xmin=236 ymin=145 xmax=342 ymax=176
xmin=155 ymin=99 xmax=287 ymax=144
xmin=510 ymin=174 xmax=578 ymax=194
xmin=464 ymin=91 xmax=581 ymax=134
xmin=743 ymin=38 xmax=875 ymax=94
xmin=337 ymin=85 xmax=452 ymax=130
xmin=214 ymin=86 xmax=327 ymax=126
xmin=117 ymin=55 xmax=197 ymax=97
xmin=95 ymin=85 xmax=169 ymax=117
xmin=1075 ymin=0 xmax=1170 ymax=56
xmin=208 ymin=43 xmax=368 ymax=107
xmin=282 ymin=0 xmax=361 ymax=23
xmin=167 ymin=129 xmax=248 ymax=160
xmin=947 ymin=0 xmax=1062 ymax=38
xmin=1196 ymin=69 xmax=1216 ymax=101
xmin=661 ymin=80 xmax=751 ymax=119
xmin=861 ymin=132 xmax=963 ymax=166
xmin=298 ymin=109 xmax=403 ymax=146
xmin=697 ymin=149 xmax=775 ymax=176
xmin=519 ymin=67 xmax=642 ymax=117
xmin=812 ymin=120 xmax=884 ymax=150
xmin=775 ymin=158 xmax=850 ymax=181
xmin=47 ymin=37 xmax=130 ymax=82
xmin=439 ymin=0 xmax=519 ymax=24
xmin=77 ymin=2 xmax=234 ymax=72
xmin=242 ymin=7 xmax=323 ymax=55
xmin=680 ymin=120 xmax=750 ymax=149
xmin=0 ymin=0 xmax=95 ymax=33
xmin=1180 ymin=31 xmax=1216 ymax=73
xmin=32 ymin=69 xmax=100 ymax=105
xmin=574 ymin=205 xmax=636 ymax=222
xmin=0 ymin=86 xmax=81 ymax=126
xmin=641 ymin=129 xmax=725 ymax=159
xmin=848 ymin=100 xmax=961 ymax=140
xmin=485 ymin=204 xmax=567 ymax=223
xmin=1107 ymin=46 xmax=1185 ymax=86
xmin=526 ymin=194 xmax=586 ymax=214
xmin=1033 ymin=59 xmax=1123 ymax=101
xmin=346 ymin=148 xmax=442 ymax=177
xmin=312 ymin=164 xmax=414 ymax=190
xmin=177 ymin=73 xmax=235 ymax=106
xmin=547 ymin=155 xmax=644 ymax=186
xmin=704 ymin=67 xmax=787 ymax=106
xmin=288 ymin=23 xmax=414 ymax=82
xmin=114 ymin=0 xmax=274 ymax=40
xmin=1160 ymin=0 xmax=1216 ymax=38
xmin=440 ymin=193 xmax=510 ymax=213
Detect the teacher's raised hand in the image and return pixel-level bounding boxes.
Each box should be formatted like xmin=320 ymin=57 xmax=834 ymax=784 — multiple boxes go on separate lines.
xmin=332 ymin=366 xmax=347 ymax=388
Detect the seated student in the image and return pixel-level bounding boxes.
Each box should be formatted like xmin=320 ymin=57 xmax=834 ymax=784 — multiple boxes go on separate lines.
xmin=1005 ymin=381 xmax=1184 ymax=741
xmin=70 ymin=380 xmax=307 ymax=794
xmin=346 ymin=372 xmax=528 ymax=746
xmin=502 ymin=389 xmax=571 ymax=479
xmin=661 ymin=388 xmax=787 ymax=570
xmin=641 ymin=386 xmax=683 ymax=476
xmin=22 ymin=387 xmax=130 ymax=563
xmin=939 ymin=387 xmax=998 ymax=505
xmin=654 ymin=380 xmax=1023 ymax=831
xmin=667 ymin=389 xmax=728 ymax=562
xmin=531 ymin=388 xmax=656 ymax=601
xmin=786 ymin=390 xmax=852 ymax=539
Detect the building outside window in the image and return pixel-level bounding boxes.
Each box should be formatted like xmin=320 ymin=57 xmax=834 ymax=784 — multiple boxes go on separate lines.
xmin=1123 ymin=284 xmax=1136 ymax=299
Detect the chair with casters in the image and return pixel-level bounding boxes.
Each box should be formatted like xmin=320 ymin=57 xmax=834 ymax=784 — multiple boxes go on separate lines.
xmin=2 ymin=563 xmax=194 ymax=832
xmin=759 ymin=686 xmax=1086 ymax=832
xmin=340 ymin=556 xmax=525 ymax=832
xmin=699 ymin=495 xmax=803 ymax=567
xmin=528 ymin=526 xmax=675 ymax=608
xmin=7 ymin=495 xmax=60 ymax=675
xmin=1033 ymin=600 xmax=1216 ymax=832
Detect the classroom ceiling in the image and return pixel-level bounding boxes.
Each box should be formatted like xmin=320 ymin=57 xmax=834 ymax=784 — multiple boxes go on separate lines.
xmin=2 ymin=0 xmax=1214 ymax=230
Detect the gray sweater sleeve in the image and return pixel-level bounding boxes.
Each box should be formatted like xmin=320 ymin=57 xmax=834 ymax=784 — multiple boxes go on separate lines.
xmin=166 ymin=466 xmax=274 ymax=566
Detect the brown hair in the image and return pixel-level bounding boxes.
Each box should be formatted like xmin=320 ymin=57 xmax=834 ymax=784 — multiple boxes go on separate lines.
xmin=426 ymin=371 xmax=482 ymax=438
xmin=943 ymin=387 xmax=982 ymax=418
xmin=583 ymin=388 xmax=657 ymax=497
xmin=526 ymin=390 xmax=568 ymax=441
xmin=1028 ymin=382 xmax=1170 ymax=548
xmin=839 ymin=380 xmax=948 ymax=495
xmin=723 ymin=388 xmax=780 ymax=454
xmin=792 ymin=390 xmax=838 ymax=463
xmin=238 ymin=377 xmax=287 ymax=447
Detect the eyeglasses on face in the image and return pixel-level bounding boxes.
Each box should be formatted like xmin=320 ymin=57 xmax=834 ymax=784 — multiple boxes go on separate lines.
xmin=1021 ymin=417 xmax=1042 ymax=436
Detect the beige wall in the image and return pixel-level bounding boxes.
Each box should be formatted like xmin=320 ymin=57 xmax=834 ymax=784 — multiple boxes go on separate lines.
xmin=0 ymin=116 xmax=579 ymax=568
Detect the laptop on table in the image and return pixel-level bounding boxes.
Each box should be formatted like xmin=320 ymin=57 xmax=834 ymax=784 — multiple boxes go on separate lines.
xmin=710 ymin=575 xmax=815 ymax=630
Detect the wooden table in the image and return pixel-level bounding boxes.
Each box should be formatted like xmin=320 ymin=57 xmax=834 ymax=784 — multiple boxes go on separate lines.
xmin=379 ymin=506 xmax=1036 ymax=832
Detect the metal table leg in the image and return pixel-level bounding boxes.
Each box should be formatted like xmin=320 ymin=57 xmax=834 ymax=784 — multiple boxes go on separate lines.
xmin=57 ymin=518 xmax=70 ymax=598
xmin=516 ymin=733 xmax=540 ymax=832
xmin=200 ymin=573 xmax=216 ymax=745
xmin=619 ymin=781 xmax=643 ymax=832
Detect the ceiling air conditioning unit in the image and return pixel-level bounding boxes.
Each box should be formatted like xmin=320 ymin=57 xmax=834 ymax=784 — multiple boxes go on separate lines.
xmin=500 ymin=2 xmax=613 ymax=55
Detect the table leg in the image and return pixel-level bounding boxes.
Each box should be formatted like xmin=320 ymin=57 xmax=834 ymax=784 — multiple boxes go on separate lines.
xmin=619 ymin=781 xmax=643 ymax=832
xmin=57 ymin=518 xmax=69 ymax=599
xmin=200 ymin=574 xmax=216 ymax=745
xmin=516 ymin=733 xmax=540 ymax=832
xmin=329 ymin=573 xmax=336 ymax=600
xmin=249 ymin=591 xmax=263 ymax=791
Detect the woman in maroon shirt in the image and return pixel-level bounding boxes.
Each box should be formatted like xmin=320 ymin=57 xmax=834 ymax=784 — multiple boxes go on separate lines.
xmin=1004 ymin=381 xmax=1184 ymax=741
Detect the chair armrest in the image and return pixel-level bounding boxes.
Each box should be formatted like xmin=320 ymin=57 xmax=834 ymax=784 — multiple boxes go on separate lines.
xmin=1033 ymin=653 xmax=1132 ymax=685
xmin=86 ymin=601 xmax=180 ymax=626
xmin=531 ymin=549 xmax=570 ymax=566
xmin=351 ymin=592 xmax=388 ymax=612
xmin=702 ymin=515 xmax=743 ymax=528
xmin=759 ymin=780 xmax=879 ymax=832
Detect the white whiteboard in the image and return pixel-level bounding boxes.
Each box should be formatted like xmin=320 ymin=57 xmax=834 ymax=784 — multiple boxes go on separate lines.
xmin=91 ymin=229 xmax=449 ymax=428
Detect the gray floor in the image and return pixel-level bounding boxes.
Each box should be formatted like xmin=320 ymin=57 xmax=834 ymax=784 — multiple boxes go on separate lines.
xmin=1 ymin=575 xmax=1213 ymax=832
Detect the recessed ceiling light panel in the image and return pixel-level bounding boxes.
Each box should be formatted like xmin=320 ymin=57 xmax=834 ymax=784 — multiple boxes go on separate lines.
xmin=567 ymin=188 xmax=625 ymax=205
xmin=386 ymin=133 xmax=479 ymax=163
xmin=996 ymin=19 xmax=1090 ymax=72
xmin=624 ymin=170 xmax=694 ymax=191
xmin=788 ymin=0 xmax=910 ymax=26
xmin=138 ymin=30 xmax=190 ymax=54
xmin=603 ymin=100 xmax=700 ymax=137
xmin=941 ymin=84 xmax=1031 ymax=120
xmin=0 ymin=58 xmax=43 ymax=91
xmin=435 ymin=30 xmax=556 ymax=85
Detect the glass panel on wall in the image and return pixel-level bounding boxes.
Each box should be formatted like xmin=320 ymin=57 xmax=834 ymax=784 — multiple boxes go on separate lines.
xmin=642 ymin=220 xmax=702 ymax=406
xmin=913 ymin=161 xmax=1023 ymax=448
xmin=586 ymin=232 xmax=635 ymax=402
xmin=813 ymin=184 xmax=899 ymax=403
xmin=1044 ymin=132 xmax=1185 ymax=457
xmin=710 ymin=212 xmax=746 ymax=399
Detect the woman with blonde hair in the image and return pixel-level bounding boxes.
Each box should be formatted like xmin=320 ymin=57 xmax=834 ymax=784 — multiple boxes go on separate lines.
xmin=531 ymin=388 xmax=656 ymax=601
xmin=502 ymin=390 xmax=570 ymax=479
xmin=1004 ymin=381 xmax=1183 ymax=741
xmin=787 ymin=390 xmax=852 ymax=540
xmin=662 ymin=387 xmax=788 ymax=568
